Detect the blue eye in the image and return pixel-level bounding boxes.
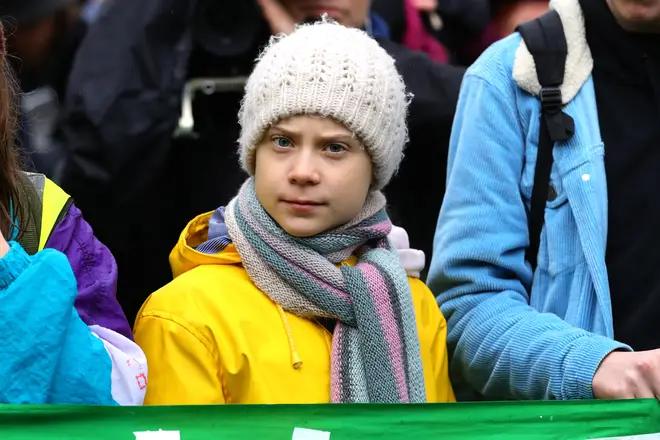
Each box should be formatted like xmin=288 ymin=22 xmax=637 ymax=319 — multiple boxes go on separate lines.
xmin=272 ymin=136 xmax=292 ymax=148
xmin=326 ymin=143 xmax=346 ymax=154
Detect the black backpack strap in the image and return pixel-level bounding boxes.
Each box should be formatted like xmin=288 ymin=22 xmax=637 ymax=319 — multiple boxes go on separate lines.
xmin=516 ymin=11 xmax=575 ymax=272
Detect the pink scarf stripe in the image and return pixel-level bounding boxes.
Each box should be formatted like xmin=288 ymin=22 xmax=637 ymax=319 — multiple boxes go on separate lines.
xmin=359 ymin=262 xmax=409 ymax=401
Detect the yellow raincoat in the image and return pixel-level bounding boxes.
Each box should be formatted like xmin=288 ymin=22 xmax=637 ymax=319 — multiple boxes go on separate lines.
xmin=134 ymin=212 xmax=455 ymax=404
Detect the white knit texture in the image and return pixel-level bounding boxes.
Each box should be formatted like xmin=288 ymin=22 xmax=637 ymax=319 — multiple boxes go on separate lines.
xmin=238 ymin=20 xmax=410 ymax=190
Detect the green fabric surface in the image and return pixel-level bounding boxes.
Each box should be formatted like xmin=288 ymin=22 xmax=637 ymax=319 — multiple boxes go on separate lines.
xmin=0 ymin=400 xmax=658 ymax=439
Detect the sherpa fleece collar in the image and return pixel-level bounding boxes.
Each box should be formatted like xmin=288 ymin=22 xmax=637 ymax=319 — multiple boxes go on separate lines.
xmin=513 ymin=0 xmax=593 ymax=104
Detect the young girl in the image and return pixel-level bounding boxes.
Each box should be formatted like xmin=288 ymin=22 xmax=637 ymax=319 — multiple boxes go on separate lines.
xmin=0 ymin=25 xmax=145 ymax=405
xmin=134 ymin=20 xmax=454 ymax=404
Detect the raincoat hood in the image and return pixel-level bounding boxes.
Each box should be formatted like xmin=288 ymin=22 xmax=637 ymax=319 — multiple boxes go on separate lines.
xmin=169 ymin=211 xmax=241 ymax=279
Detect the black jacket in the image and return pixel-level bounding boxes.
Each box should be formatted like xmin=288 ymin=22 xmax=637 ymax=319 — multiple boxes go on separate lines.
xmin=57 ymin=0 xmax=465 ymax=323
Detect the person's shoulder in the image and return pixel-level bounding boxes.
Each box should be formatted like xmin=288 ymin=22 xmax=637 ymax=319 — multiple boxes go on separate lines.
xmin=136 ymin=263 xmax=265 ymax=329
xmin=466 ymin=32 xmax=522 ymax=90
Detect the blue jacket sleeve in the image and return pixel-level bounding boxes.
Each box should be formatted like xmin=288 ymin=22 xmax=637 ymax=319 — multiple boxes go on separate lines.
xmin=0 ymin=242 xmax=116 ymax=404
xmin=427 ymin=74 xmax=627 ymax=400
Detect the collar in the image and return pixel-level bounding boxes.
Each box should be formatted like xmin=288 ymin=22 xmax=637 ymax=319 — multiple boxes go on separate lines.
xmin=366 ymin=12 xmax=391 ymax=39
xmin=513 ymin=0 xmax=593 ymax=104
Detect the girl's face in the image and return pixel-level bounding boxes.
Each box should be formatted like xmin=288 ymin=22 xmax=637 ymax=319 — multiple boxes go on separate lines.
xmin=254 ymin=115 xmax=373 ymax=237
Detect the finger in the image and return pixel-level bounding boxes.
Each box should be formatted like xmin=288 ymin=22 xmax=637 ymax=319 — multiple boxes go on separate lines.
xmin=257 ymin=0 xmax=285 ymax=16
xmin=257 ymin=0 xmax=296 ymax=34
xmin=647 ymin=369 xmax=660 ymax=400
xmin=633 ymin=381 xmax=655 ymax=399
xmin=635 ymin=352 xmax=660 ymax=400
xmin=412 ymin=0 xmax=438 ymax=11
xmin=600 ymin=384 xmax=636 ymax=400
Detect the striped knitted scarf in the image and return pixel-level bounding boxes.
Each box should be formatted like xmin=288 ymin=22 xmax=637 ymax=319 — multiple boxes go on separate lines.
xmin=224 ymin=179 xmax=427 ymax=403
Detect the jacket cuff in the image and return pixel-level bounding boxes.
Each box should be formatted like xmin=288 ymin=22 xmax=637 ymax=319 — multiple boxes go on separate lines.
xmin=0 ymin=242 xmax=31 ymax=289
xmin=563 ymin=336 xmax=631 ymax=399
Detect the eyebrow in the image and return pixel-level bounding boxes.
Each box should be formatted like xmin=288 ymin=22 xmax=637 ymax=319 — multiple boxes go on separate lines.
xmin=270 ymin=125 xmax=358 ymax=144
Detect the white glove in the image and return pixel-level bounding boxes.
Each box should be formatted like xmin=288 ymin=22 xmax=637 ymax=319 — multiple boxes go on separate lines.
xmin=388 ymin=225 xmax=426 ymax=279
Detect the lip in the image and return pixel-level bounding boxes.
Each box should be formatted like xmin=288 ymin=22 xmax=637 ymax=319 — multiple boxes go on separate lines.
xmin=281 ymin=199 xmax=325 ymax=212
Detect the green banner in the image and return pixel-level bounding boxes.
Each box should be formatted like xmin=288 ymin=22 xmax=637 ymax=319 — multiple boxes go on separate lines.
xmin=0 ymin=399 xmax=659 ymax=439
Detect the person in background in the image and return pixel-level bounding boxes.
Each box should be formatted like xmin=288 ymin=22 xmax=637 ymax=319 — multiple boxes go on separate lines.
xmin=457 ymin=0 xmax=548 ymax=64
xmin=0 ymin=0 xmax=88 ymax=178
xmin=372 ymin=0 xmax=492 ymax=64
xmin=430 ymin=0 xmax=660 ymax=401
xmin=494 ymin=0 xmax=549 ymax=35
xmin=79 ymin=0 xmax=105 ymax=22
xmin=400 ymin=0 xmax=450 ymax=63
xmin=374 ymin=0 xmax=548 ymax=65
xmin=0 ymin=22 xmax=145 ymax=405
xmin=134 ymin=20 xmax=454 ymax=405
xmin=57 ymin=0 xmax=464 ymax=324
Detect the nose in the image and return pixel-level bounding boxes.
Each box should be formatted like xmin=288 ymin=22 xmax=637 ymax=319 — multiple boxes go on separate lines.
xmin=287 ymin=150 xmax=321 ymax=186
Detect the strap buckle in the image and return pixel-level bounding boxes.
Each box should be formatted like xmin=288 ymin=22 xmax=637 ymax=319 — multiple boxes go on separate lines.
xmin=539 ymin=86 xmax=574 ymax=142
xmin=540 ymin=86 xmax=563 ymax=110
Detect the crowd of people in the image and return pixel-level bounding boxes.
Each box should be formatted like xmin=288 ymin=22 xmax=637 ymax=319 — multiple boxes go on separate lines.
xmin=0 ymin=0 xmax=658 ymax=409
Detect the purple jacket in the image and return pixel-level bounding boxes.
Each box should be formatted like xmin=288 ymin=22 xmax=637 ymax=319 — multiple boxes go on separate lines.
xmin=46 ymin=203 xmax=132 ymax=339
xmin=45 ymin=203 xmax=146 ymax=404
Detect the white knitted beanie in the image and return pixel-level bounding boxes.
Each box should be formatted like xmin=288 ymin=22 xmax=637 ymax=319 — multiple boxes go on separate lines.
xmin=238 ymin=19 xmax=410 ymax=190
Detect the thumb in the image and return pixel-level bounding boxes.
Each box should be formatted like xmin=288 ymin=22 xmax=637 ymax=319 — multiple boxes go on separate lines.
xmin=257 ymin=0 xmax=296 ymax=35
xmin=388 ymin=225 xmax=411 ymax=250
xmin=411 ymin=0 xmax=438 ymax=12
